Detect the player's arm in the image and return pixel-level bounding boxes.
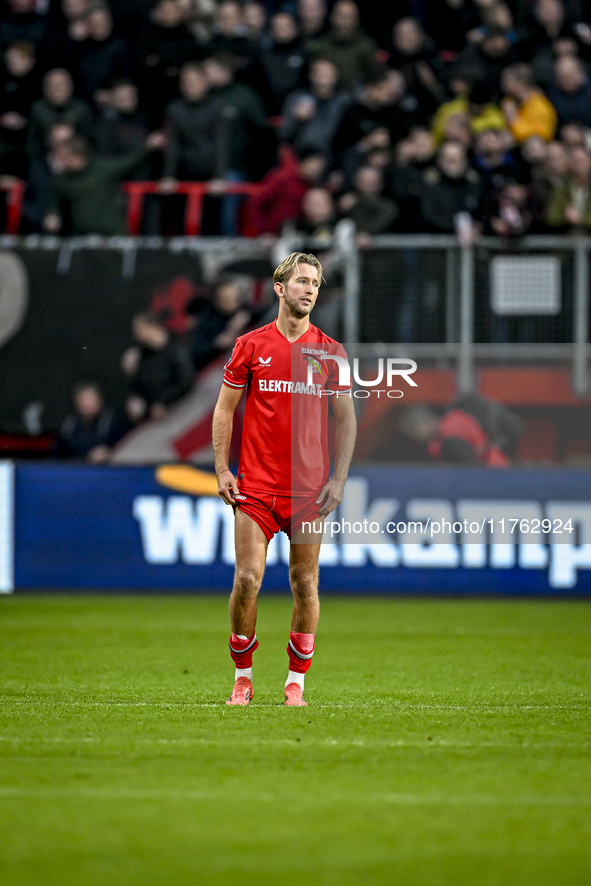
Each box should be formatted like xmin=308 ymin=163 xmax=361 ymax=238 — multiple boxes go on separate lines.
xmin=212 ymin=383 xmax=243 ymax=505
xmin=316 ymin=393 xmax=357 ymax=517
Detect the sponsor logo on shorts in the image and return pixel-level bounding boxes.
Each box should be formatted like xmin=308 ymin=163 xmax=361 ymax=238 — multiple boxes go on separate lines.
xmin=234 ymin=494 xmax=247 ymax=500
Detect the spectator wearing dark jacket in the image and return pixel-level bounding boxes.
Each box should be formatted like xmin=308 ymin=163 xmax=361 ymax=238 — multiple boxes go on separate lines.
xmin=40 ymin=0 xmax=91 ymax=71
xmin=122 ymin=313 xmax=195 ymax=423
xmin=472 ymin=127 xmax=525 ymax=195
xmin=203 ymin=54 xmax=272 ymax=180
xmin=384 ymin=127 xmax=435 ymax=232
xmin=387 ymin=17 xmax=446 ymax=122
xmin=280 ymin=56 xmax=350 ymax=162
xmin=547 ymin=55 xmax=591 ymax=129
xmin=337 ymin=164 xmax=398 ymax=236
xmin=522 ymin=0 xmax=574 ymax=50
xmin=189 ymin=277 xmax=252 ymax=370
xmin=255 ymin=12 xmax=307 ymax=115
xmin=162 ymin=61 xmax=216 ymax=181
xmin=314 ymin=0 xmax=378 ymax=89
xmin=55 ymin=381 xmax=129 ymax=462
xmin=456 ymin=25 xmax=524 ymax=94
xmin=75 ymin=4 xmax=129 ymax=102
xmin=332 ymin=68 xmax=413 ymax=180
xmin=207 ymin=1 xmax=253 ymax=75
xmin=288 ymin=186 xmax=336 ymax=241
xmin=0 ymin=40 xmax=40 ymax=176
xmin=133 ymin=0 xmax=200 ymax=126
xmin=424 ymin=0 xmax=478 ymax=54
xmin=23 ymin=120 xmax=74 ymax=230
xmin=298 ymin=0 xmax=329 ymax=50
xmin=95 ymin=81 xmax=150 ymax=174
xmin=524 ymin=0 xmax=582 ymax=86
xmin=203 ymin=53 xmax=274 ymax=232
xmin=27 ymin=67 xmax=95 ymax=158
xmin=487 ymin=179 xmax=535 ymax=237
xmin=243 ymin=1 xmax=269 ymax=57
xmin=419 ymin=141 xmax=484 ymax=234
xmin=0 ymin=0 xmax=48 ymax=50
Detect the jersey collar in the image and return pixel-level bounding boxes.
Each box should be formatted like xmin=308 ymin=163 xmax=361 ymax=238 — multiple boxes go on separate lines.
xmin=273 ymin=318 xmax=313 ymax=344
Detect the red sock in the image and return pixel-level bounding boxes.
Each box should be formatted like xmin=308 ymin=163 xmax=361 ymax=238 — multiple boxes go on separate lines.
xmin=287 ymin=632 xmax=315 ymax=673
xmin=229 ymin=633 xmax=258 ymax=668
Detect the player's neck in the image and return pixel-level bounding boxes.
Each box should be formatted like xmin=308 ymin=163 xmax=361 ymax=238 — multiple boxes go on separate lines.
xmin=276 ymin=310 xmax=310 ymax=343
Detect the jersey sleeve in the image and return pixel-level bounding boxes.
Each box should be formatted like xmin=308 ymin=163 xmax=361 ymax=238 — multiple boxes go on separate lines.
xmin=328 ymin=342 xmax=353 ymax=394
xmin=223 ymin=338 xmax=250 ymax=389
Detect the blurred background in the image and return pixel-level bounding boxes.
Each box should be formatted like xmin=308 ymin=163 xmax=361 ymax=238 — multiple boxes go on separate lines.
xmin=1 ymin=0 xmax=591 ymax=593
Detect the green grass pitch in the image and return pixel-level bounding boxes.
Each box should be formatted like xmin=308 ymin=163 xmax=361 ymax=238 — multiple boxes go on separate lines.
xmin=1 ymin=594 xmax=590 ymax=886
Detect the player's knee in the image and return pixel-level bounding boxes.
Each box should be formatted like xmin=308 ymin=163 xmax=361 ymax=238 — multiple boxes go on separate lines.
xmin=233 ymin=566 xmax=263 ymax=598
xmin=289 ymin=565 xmax=318 ymax=601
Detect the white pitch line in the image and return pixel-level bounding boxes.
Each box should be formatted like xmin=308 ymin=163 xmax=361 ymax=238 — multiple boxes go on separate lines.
xmin=0 ymin=736 xmax=588 ymax=750
xmin=0 ymin=786 xmax=589 ymax=808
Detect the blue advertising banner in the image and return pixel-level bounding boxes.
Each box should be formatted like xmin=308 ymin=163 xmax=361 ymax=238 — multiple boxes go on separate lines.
xmin=7 ymin=463 xmax=591 ymax=594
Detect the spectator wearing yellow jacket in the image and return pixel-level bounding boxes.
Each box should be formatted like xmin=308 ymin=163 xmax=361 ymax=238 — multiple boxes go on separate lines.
xmin=432 ymin=83 xmax=506 ymax=145
xmin=501 ymin=63 xmax=557 ymax=144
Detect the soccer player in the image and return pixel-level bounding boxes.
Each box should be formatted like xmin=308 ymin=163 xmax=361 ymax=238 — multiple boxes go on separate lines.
xmin=212 ymin=252 xmax=357 ymax=706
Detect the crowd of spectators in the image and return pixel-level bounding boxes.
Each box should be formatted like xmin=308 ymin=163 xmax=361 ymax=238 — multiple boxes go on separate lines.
xmin=2 ymin=0 xmax=591 ymax=239
xmin=54 ymin=273 xmax=256 ymax=461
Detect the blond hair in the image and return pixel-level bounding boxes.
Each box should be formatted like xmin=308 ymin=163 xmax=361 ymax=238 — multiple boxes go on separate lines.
xmin=273 ymin=252 xmax=323 ymax=287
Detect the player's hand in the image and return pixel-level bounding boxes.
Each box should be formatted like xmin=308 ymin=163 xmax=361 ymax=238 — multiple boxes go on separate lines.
xmin=159 ymin=177 xmax=178 ymax=194
xmin=217 ymin=469 xmax=239 ymax=505
xmin=316 ymin=478 xmax=344 ymax=517
xmin=43 ymin=213 xmax=61 ymax=233
xmin=207 ymin=178 xmax=227 ymax=195
xmin=565 ymin=205 xmax=583 ymax=225
xmin=0 ymin=111 xmax=26 ymax=130
xmin=149 ymin=402 xmax=167 ymax=420
xmin=146 ymin=130 xmax=167 ymax=151
xmin=87 ymin=444 xmax=111 ymax=464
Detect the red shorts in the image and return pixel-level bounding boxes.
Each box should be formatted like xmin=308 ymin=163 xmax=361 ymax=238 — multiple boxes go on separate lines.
xmin=233 ymin=491 xmax=324 ymax=541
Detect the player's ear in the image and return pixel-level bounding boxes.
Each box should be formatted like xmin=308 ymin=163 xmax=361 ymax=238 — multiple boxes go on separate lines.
xmin=274 ymin=281 xmax=284 ymax=298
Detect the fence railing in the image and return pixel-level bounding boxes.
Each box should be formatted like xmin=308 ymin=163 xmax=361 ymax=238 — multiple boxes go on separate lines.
xmin=0 ymin=180 xmax=26 ymax=234
xmin=345 ymin=234 xmax=591 ymax=397
xmin=123 ymin=181 xmax=259 ymax=235
xmin=0 ymin=223 xmax=589 ymax=395
xmin=1 ymin=178 xmax=260 ymax=237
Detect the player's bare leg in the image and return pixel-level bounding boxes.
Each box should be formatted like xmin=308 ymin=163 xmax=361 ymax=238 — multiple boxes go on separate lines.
xmin=284 ymin=523 xmax=324 ymax=706
xmin=289 ymin=538 xmax=322 ymax=633
xmin=226 ymin=509 xmax=268 ymax=705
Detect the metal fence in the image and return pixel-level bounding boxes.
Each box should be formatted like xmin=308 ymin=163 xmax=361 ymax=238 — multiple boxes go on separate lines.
xmin=0 ymin=231 xmax=589 ymax=402
xmin=340 ymin=234 xmax=591 ymax=397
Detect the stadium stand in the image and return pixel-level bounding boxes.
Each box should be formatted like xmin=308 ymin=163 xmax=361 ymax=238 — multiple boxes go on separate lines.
xmin=1 ymin=0 xmax=591 ymax=464
xmin=0 ymin=0 xmax=590 ymax=237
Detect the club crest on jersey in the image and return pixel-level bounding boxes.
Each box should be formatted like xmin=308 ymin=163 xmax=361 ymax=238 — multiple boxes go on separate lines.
xmin=259 ymin=356 xmax=272 ymax=366
xmin=305 ymin=356 xmax=325 ymax=375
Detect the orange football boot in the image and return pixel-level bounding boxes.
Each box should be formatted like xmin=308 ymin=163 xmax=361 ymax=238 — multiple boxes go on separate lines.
xmin=226 ymin=677 xmax=253 ymax=705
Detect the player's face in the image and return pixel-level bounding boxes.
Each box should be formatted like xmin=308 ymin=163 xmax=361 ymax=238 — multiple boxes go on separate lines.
xmin=281 ymin=263 xmax=320 ymax=318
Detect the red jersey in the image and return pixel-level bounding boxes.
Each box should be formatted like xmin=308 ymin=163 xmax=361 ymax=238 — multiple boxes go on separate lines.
xmin=223 ymin=319 xmax=351 ymax=497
